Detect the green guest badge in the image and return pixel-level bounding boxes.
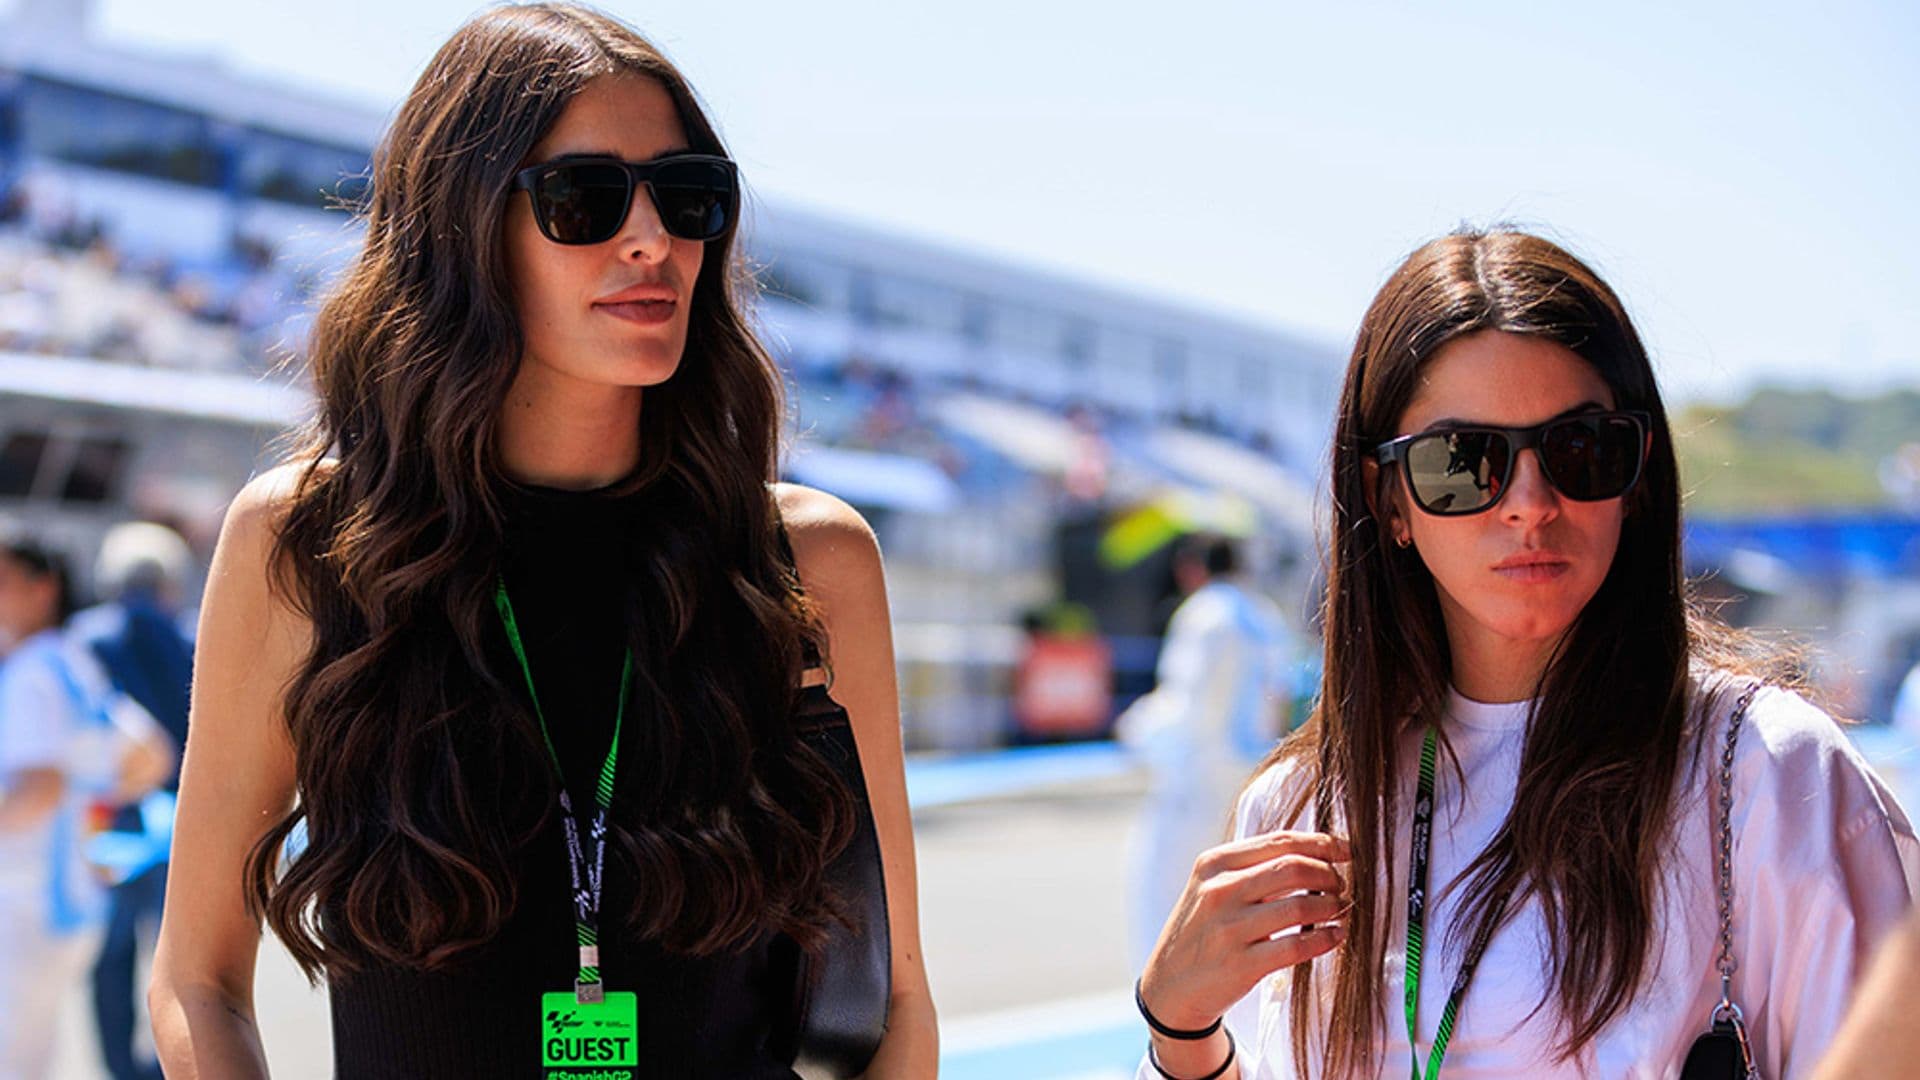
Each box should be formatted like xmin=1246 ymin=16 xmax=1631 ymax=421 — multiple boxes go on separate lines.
xmin=542 ymin=990 xmax=639 ymax=1078
xmin=498 ymin=581 xmax=645 ymax=1078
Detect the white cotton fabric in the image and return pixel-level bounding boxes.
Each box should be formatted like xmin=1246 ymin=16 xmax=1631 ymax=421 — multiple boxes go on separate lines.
xmin=1137 ymin=672 xmax=1920 ymax=1080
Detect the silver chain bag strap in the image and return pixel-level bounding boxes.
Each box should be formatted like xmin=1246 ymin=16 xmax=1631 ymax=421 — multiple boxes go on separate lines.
xmin=1679 ymin=680 xmax=1764 ymax=1080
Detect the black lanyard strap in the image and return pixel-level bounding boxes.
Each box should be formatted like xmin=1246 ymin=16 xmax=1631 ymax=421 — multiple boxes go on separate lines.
xmin=1405 ymin=724 xmax=1510 ymax=1080
xmin=495 ymin=577 xmax=632 ymax=1003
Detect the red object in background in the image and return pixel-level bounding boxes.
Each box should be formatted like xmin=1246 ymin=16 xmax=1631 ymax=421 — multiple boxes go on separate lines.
xmin=1012 ymin=634 xmax=1114 ymax=740
xmin=85 ymin=798 xmax=118 ymax=834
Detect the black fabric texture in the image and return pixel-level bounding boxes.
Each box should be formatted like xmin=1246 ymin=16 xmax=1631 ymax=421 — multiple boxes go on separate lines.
xmin=324 ymin=480 xmax=823 ymax=1079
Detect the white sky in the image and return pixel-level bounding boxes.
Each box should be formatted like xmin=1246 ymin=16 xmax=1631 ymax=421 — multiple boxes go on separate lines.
xmin=17 ymin=0 xmax=1920 ymax=402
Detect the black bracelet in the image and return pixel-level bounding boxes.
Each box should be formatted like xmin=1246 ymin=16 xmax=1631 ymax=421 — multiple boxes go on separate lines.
xmin=1135 ymin=977 xmax=1222 ymax=1040
xmin=1147 ymin=1027 xmax=1236 ymax=1080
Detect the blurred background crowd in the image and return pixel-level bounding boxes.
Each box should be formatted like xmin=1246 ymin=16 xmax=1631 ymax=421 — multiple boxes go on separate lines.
xmin=0 ymin=0 xmax=1915 ymax=1076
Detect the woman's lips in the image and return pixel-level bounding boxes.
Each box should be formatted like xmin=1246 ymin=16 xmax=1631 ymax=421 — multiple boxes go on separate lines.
xmin=595 ymin=299 xmax=675 ymax=325
xmin=1492 ymin=556 xmax=1571 ymax=584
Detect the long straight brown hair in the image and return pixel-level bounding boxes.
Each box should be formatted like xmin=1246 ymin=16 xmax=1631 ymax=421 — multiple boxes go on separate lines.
xmin=1264 ymin=229 xmax=1776 ymax=1074
xmin=248 ymin=3 xmax=856 ymax=979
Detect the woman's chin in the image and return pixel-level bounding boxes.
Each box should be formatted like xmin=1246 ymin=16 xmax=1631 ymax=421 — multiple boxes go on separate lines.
xmin=585 ymin=350 xmax=682 ymax=389
xmin=1442 ymin=580 xmax=1587 ymax=647
xmin=1470 ymin=602 xmax=1585 ymax=649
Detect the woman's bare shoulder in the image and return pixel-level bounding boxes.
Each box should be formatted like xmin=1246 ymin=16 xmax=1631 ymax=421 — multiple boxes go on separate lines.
xmin=223 ymin=457 xmax=338 ymax=535
xmin=771 ymin=482 xmax=881 ymax=593
xmin=207 ymin=460 xmax=330 ymax=628
xmin=228 ymin=461 xmax=311 ymax=526
xmin=773 ymin=481 xmax=874 ymax=538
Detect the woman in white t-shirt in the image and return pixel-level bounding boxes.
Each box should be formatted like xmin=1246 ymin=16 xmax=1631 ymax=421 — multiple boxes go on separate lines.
xmin=0 ymin=537 xmax=172 ymax=1078
xmin=1133 ymin=230 xmax=1920 ymax=1080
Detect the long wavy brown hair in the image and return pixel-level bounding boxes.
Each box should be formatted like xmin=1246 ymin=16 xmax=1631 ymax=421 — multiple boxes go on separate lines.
xmin=1264 ymin=229 xmax=1793 ymax=1074
xmin=247 ymin=2 xmax=856 ymax=979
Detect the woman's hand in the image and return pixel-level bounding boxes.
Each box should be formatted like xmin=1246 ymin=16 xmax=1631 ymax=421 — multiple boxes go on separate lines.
xmin=1139 ymin=830 xmax=1351 ymax=1037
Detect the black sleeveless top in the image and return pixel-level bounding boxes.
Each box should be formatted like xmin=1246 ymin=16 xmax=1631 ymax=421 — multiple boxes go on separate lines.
xmin=325 ymin=481 xmax=844 ymax=1079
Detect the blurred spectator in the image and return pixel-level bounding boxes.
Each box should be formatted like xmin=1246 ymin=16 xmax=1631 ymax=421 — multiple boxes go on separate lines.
xmin=1895 ymin=656 xmax=1920 ymax=736
xmin=0 ymin=537 xmax=172 ymax=1078
xmin=0 ymin=184 xmax=24 ymax=228
xmin=70 ymin=523 xmax=196 ymax=1080
xmin=0 ymin=180 xmax=314 ymax=371
xmin=1113 ymin=533 xmax=1294 ymax=971
xmin=1063 ymin=404 xmax=1110 ymax=503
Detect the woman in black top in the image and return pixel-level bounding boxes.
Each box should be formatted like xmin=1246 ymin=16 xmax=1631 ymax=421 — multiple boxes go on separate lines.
xmin=149 ymin=5 xmax=937 ymax=1077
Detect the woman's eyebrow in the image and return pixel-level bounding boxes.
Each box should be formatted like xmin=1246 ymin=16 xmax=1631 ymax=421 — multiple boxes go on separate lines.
xmin=539 ymin=146 xmax=695 ymax=163
xmin=1420 ymin=400 xmax=1612 ymax=431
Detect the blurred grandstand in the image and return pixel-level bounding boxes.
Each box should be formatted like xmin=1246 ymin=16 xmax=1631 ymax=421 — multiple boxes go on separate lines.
xmin=0 ymin=0 xmax=1339 ymax=750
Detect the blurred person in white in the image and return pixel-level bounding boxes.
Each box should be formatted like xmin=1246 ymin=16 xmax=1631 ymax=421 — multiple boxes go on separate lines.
xmin=70 ymin=522 xmax=196 ymax=1080
xmin=1116 ymin=533 xmax=1293 ymax=972
xmin=1133 ymin=231 xmax=1920 ymax=1080
xmin=0 ymin=536 xmax=172 ymax=1078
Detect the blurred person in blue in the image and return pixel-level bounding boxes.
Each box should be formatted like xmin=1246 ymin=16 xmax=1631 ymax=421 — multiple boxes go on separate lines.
xmin=0 ymin=536 xmax=173 ymax=1078
xmin=1116 ymin=533 xmax=1294 ymax=971
xmin=68 ymin=522 xmax=196 ymax=1080
xmin=1134 ymin=230 xmax=1920 ymax=1080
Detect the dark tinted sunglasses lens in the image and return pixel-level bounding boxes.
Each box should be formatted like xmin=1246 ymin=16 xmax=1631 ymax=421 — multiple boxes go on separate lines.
xmin=533 ymin=164 xmax=630 ymax=244
xmin=1541 ymin=415 xmax=1643 ymax=500
xmin=647 ymin=160 xmax=735 ymax=240
xmin=1404 ymin=430 xmax=1510 ymax=514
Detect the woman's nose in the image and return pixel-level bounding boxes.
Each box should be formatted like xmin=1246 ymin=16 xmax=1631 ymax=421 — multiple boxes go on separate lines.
xmin=616 ymin=187 xmax=671 ymax=264
xmin=1500 ymin=449 xmax=1561 ymax=526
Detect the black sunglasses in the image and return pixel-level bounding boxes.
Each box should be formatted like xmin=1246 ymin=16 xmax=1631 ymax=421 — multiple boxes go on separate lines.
xmin=1372 ymin=410 xmax=1651 ymax=516
xmin=510 ymin=153 xmax=739 ymax=245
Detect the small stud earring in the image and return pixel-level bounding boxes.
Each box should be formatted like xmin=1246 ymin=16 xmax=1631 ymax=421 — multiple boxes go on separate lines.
xmin=1396 ymin=534 xmax=1412 ymax=549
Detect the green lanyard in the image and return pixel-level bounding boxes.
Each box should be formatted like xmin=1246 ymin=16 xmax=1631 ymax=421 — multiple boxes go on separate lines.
xmin=494 ymin=577 xmax=633 ymax=1004
xmin=1404 ymin=725 xmax=1506 ymax=1080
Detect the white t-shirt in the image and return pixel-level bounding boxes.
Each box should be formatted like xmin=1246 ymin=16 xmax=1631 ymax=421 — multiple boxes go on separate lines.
xmin=1139 ymin=673 xmax=1920 ymax=1079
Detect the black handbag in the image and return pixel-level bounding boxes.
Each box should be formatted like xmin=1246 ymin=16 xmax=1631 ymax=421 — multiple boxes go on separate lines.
xmin=786 ymin=704 xmax=892 ymax=1079
xmin=1678 ymin=682 xmax=1763 ymax=1080
xmin=1680 ymin=1021 xmax=1755 ymax=1080
xmin=768 ymin=519 xmax=892 ymax=1076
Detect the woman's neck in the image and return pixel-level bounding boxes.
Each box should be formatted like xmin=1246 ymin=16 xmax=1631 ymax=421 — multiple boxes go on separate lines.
xmin=495 ymin=359 xmax=645 ymax=491
xmin=1444 ymin=623 xmax=1561 ymax=704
